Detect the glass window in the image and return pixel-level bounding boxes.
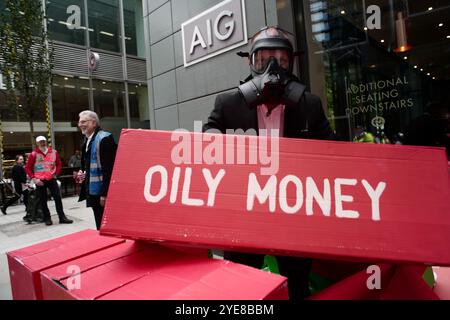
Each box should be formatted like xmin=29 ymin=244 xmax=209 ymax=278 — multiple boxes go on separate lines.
xmin=51 ymin=75 xmax=90 ymax=122
xmin=301 ymin=0 xmax=449 ymax=158
xmin=51 ymin=75 xmax=90 ymax=167
xmin=0 ymin=88 xmax=46 ymax=122
xmin=129 ymin=83 xmax=150 ymax=129
xmin=92 ymin=79 xmax=127 ymax=141
xmin=0 ymin=89 xmax=20 ymax=122
xmin=55 ymin=131 xmax=84 ymax=168
xmin=47 ymin=0 xmax=86 ymax=46
xmin=87 ymin=0 xmax=121 ymax=53
xmin=123 ymin=0 xmax=145 ymax=57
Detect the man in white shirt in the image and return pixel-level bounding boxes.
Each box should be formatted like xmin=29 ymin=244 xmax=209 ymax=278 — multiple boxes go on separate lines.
xmin=77 ymin=111 xmax=117 ymax=230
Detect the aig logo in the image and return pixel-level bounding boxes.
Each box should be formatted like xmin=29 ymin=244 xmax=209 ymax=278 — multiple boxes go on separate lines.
xmin=181 ymin=0 xmax=248 ymax=67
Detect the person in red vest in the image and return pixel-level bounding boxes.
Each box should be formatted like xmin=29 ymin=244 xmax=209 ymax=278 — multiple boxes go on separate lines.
xmin=25 ymin=136 xmax=73 ymax=226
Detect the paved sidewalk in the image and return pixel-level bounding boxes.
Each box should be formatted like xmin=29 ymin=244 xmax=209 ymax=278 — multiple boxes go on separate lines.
xmin=0 ymin=196 xmax=96 ymax=300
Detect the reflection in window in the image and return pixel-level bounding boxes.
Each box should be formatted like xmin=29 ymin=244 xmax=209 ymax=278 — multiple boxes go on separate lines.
xmin=52 ymin=75 xmax=90 ymax=123
xmin=51 ymin=75 xmax=90 ymax=167
xmin=88 ymin=0 xmax=121 ymax=53
xmin=124 ymin=0 xmax=145 ymax=57
xmin=92 ymin=80 xmax=126 ymax=141
xmin=0 ymin=88 xmax=46 ymax=123
xmin=0 ymin=92 xmax=23 ymax=122
xmin=303 ymin=0 xmax=450 ymax=152
xmin=54 ymin=131 xmax=84 ymax=168
xmin=47 ymin=0 xmax=86 ymax=46
xmin=309 ymin=0 xmax=366 ymax=49
xmin=129 ymin=83 xmax=150 ymax=129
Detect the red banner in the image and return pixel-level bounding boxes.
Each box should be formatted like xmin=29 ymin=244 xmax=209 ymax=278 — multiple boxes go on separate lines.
xmin=101 ymin=129 xmax=450 ymax=265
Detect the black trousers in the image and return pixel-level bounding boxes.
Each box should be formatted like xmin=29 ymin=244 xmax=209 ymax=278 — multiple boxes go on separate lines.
xmin=88 ymin=195 xmax=104 ymax=230
xmin=3 ymin=189 xmax=28 ymax=211
xmin=36 ymin=179 xmax=65 ymax=221
xmin=223 ymin=251 xmax=312 ymax=300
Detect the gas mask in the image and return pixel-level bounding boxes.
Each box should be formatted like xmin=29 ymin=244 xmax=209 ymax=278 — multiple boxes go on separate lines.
xmin=238 ymin=56 xmax=306 ymax=109
xmin=237 ymin=26 xmax=306 ymax=109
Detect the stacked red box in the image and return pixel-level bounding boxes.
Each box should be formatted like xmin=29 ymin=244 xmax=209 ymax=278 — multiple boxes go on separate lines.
xmin=379 ymin=265 xmax=440 ymax=300
xmin=7 ymin=229 xmax=125 ymax=300
xmin=309 ymin=264 xmax=441 ymax=300
xmin=11 ymin=129 xmax=449 ymax=300
xmin=40 ymin=241 xmax=288 ymax=300
xmin=308 ymin=264 xmax=396 ymax=300
xmin=433 ymin=266 xmax=450 ymax=300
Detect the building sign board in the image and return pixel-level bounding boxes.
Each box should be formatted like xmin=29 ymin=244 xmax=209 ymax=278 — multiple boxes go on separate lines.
xmin=181 ymin=0 xmax=248 ymax=67
xmin=88 ymin=51 xmax=100 ymax=71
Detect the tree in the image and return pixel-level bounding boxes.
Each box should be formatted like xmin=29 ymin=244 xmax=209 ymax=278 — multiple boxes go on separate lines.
xmin=0 ymin=0 xmax=54 ymax=150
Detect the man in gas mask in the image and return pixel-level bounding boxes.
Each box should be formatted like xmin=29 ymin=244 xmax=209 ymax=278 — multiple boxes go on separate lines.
xmin=203 ymin=26 xmax=336 ymax=300
xmin=204 ymin=26 xmax=334 ymax=140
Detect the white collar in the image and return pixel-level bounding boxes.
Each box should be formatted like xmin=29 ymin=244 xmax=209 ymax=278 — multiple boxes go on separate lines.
xmin=86 ymin=131 xmax=95 ymax=141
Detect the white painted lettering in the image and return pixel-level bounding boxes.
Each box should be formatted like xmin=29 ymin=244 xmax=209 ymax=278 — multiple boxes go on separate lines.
xmin=335 ymin=178 xmax=359 ymax=219
xmin=247 ymin=173 xmax=277 ymax=212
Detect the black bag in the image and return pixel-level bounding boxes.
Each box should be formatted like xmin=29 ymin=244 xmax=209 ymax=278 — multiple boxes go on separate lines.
xmin=24 ymin=188 xmax=43 ymax=223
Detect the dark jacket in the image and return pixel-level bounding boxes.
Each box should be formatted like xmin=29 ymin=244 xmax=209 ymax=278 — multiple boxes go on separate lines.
xmin=79 ymin=127 xmax=117 ymax=205
xmin=12 ymin=164 xmax=27 ymax=194
xmin=203 ymin=90 xmax=335 ymax=140
xmin=403 ymin=113 xmax=450 ymax=159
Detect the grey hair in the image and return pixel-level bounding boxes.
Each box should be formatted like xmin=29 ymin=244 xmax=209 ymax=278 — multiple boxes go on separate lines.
xmin=79 ymin=110 xmax=100 ymax=126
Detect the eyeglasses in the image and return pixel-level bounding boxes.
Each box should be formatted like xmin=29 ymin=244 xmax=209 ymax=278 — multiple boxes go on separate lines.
xmin=78 ymin=119 xmax=93 ymax=125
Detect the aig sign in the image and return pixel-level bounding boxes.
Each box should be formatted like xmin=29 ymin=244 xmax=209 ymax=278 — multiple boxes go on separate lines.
xmin=181 ymin=0 xmax=247 ymax=67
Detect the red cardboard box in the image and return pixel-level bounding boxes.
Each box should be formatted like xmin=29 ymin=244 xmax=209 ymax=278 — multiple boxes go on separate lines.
xmin=432 ymin=266 xmax=450 ymax=300
xmin=380 ymin=265 xmax=440 ymax=300
xmin=7 ymin=229 xmax=125 ymax=300
xmin=309 ymin=264 xmax=440 ymax=300
xmin=40 ymin=242 xmax=288 ymax=300
xmin=101 ymin=130 xmax=450 ymax=266
xmin=308 ymin=264 xmax=396 ymax=300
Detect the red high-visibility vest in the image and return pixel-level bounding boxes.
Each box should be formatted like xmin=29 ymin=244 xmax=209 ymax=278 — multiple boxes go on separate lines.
xmin=33 ymin=149 xmax=56 ymax=180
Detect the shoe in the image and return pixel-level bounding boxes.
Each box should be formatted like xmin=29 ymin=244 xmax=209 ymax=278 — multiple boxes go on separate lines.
xmin=59 ymin=216 xmax=73 ymax=224
xmin=1 ymin=206 xmax=6 ymax=215
xmin=44 ymin=219 xmax=53 ymax=226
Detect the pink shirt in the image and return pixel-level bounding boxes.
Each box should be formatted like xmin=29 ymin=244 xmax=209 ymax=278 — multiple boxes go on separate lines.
xmin=257 ymin=103 xmax=285 ymax=137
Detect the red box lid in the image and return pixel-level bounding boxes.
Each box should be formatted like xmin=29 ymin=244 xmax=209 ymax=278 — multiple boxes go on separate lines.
xmin=41 ymin=243 xmax=287 ymax=300
xmin=8 ymin=229 xmax=125 ymax=271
